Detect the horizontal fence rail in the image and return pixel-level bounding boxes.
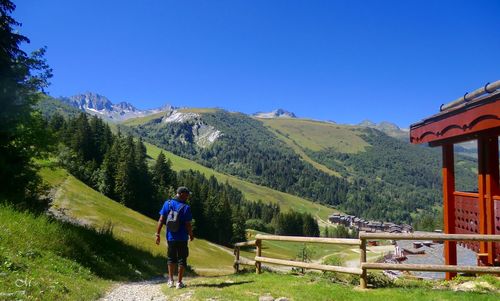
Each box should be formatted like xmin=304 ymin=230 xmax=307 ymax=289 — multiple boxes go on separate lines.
xmin=363 ymin=263 xmax=500 ymax=274
xmin=255 ymin=256 xmax=363 ymax=275
xmin=360 ymin=232 xmax=500 ymax=242
xmin=255 ymin=234 xmax=361 ymax=246
xmin=358 ymin=232 xmax=500 ymax=289
xmin=234 ymin=232 xmax=500 ymax=290
xmin=233 ymin=234 xmax=361 ymax=275
xmin=234 ymin=240 xmax=257 ymax=247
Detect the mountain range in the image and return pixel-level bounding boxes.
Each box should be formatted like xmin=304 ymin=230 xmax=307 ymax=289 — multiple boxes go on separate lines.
xmin=56 ymin=92 xmax=408 ymax=139
xmin=58 ymin=92 xmax=175 ymax=121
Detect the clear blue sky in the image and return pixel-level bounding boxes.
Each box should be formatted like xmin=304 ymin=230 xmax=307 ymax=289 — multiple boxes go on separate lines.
xmin=14 ymin=0 xmax=500 ymax=127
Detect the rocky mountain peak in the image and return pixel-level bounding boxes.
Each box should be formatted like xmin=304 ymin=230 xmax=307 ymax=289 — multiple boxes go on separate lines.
xmin=69 ymin=92 xmax=114 ymax=111
xmin=378 ymin=121 xmax=401 ymax=131
xmin=358 ymin=119 xmax=376 ymax=127
xmin=253 ymin=108 xmax=297 ymax=119
xmin=115 ymin=101 xmax=137 ymax=112
xmin=59 ymin=92 xmax=174 ymax=121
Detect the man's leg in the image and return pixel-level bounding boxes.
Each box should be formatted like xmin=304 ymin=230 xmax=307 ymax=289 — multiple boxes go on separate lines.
xmin=177 ymin=241 xmax=188 ymax=285
xmin=168 ymin=263 xmax=176 ymax=282
xmin=167 ymin=241 xmax=178 ymax=284
xmin=178 ymin=265 xmax=184 ymax=283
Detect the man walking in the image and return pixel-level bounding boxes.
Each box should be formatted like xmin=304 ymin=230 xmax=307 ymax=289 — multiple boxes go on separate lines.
xmin=155 ymin=186 xmax=194 ymax=289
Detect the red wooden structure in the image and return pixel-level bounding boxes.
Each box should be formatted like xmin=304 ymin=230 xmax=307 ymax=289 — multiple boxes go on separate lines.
xmin=410 ymin=81 xmax=500 ymax=280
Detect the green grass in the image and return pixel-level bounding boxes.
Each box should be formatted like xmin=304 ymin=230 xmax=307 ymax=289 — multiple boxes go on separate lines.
xmin=263 ymin=123 xmax=341 ymax=177
xmin=162 ymin=272 xmax=499 ymax=301
xmin=38 ymin=164 xmax=236 ymax=276
xmin=144 ymin=142 xmax=337 ymax=221
xmin=0 ymin=204 xmax=164 ymax=300
xmin=260 ymin=118 xmax=369 ymax=153
xmin=120 ymin=111 xmax=166 ymax=126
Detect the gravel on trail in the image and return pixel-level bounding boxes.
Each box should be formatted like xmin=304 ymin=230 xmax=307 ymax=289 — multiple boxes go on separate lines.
xmin=98 ymin=278 xmax=167 ymax=301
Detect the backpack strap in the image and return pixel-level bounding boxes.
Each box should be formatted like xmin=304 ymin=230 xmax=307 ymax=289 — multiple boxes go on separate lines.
xmin=177 ymin=203 xmax=186 ymax=214
xmin=169 ymin=200 xmax=186 ymax=213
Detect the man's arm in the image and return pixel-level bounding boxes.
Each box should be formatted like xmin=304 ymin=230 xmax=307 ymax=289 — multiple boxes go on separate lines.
xmin=186 ymin=221 xmax=194 ymax=241
xmin=155 ymin=215 xmax=165 ymax=245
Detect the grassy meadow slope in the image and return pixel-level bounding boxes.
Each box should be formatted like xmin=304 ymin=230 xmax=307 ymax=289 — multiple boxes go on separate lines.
xmin=259 ymin=119 xmax=358 ymax=177
xmin=144 ymin=142 xmax=337 ymax=223
xmin=121 ymin=111 xmax=166 ymax=126
xmin=259 ymin=118 xmax=370 ymax=178
xmin=39 ymin=163 xmax=236 ymax=276
xmin=260 ymin=118 xmax=369 ymax=153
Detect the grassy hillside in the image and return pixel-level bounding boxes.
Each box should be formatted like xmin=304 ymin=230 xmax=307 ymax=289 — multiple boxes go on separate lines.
xmin=144 ymin=142 xmax=337 ymax=222
xmin=260 ymin=118 xmax=369 ymax=153
xmin=0 ymin=204 xmax=113 ymax=300
xmin=121 ymin=111 xmax=167 ymax=126
xmin=259 ymin=118 xmax=371 ymax=177
xmin=178 ymin=108 xmax=219 ymax=114
xmin=39 ymin=164 xmax=236 ymax=276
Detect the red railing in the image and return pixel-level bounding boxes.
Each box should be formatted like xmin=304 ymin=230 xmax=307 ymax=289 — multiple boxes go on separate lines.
xmin=454 ymin=192 xmax=480 ymax=252
xmin=454 ymin=192 xmax=500 ymax=260
xmin=493 ymin=195 xmax=500 ymax=257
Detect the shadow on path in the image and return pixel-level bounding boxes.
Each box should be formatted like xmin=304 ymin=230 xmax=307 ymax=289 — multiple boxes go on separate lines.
xmin=191 ymin=280 xmax=254 ymax=288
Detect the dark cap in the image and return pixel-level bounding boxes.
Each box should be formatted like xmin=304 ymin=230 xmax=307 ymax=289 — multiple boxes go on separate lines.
xmin=176 ymin=186 xmax=191 ymax=194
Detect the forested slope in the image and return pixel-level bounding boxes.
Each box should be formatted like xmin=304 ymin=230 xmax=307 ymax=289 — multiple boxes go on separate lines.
xmin=124 ymin=109 xmax=477 ymax=226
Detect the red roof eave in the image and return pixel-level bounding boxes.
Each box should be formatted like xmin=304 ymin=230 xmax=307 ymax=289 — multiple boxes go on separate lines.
xmin=410 ymin=93 xmax=500 ymax=146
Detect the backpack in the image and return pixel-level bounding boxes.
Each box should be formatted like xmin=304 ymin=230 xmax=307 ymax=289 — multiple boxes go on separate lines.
xmin=166 ymin=201 xmax=186 ymax=232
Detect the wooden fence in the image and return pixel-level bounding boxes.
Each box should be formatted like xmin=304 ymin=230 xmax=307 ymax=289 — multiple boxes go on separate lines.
xmin=233 ymin=232 xmax=500 ymax=289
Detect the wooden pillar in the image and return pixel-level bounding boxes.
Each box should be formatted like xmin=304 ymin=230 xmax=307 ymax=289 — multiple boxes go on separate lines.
xmin=442 ymin=144 xmax=457 ymax=280
xmin=359 ymin=234 xmax=367 ymax=289
xmin=485 ymin=136 xmax=499 ymax=265
xmin=255 ymin=239 xmax=262 ymax=274
xmin=478 ymin=138 xmax=488 ymax=261
xmin=234 ymin=247 xmax=240 ymax=273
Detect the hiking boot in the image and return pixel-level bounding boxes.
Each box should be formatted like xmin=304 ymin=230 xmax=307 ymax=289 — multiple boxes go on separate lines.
xmin=176 ymin=282 xmax=186 ymax=289
xmin=167 ymin=280 xmax=175 ymax=288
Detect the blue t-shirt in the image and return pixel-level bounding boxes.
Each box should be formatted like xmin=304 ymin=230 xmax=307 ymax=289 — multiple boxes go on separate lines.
xmin=159 ymin=199 xmax=192 ymax=241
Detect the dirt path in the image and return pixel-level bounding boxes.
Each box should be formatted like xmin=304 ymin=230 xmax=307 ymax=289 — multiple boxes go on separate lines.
xmin=98 ymin=278 xmax=167 ymax=301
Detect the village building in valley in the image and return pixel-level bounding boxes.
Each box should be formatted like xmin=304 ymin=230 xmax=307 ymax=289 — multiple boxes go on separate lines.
xmin=328 ymin=213 xmax=413 ymax=233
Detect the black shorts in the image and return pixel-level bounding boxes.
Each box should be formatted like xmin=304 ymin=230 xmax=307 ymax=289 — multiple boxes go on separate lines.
xmin=167 ymin=240 xmax=189 ymax=267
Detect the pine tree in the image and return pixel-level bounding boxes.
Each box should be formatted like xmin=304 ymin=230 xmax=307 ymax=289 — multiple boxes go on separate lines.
xmin=152 ymin=152 xmax=176 ymax=205
xmin=98 ymin=149 xmax=116 ymax=197
xmin=231 ymin=205 xmax=247 ymax=244
xmin=133 ymin=137 xmax=153 ymax=213
xmin=0 ymin=0 xmax=52 ymax=203
xmin=71 ymin=113 xmax=93 ymax=161
xmin=115 ymin=135 xmax=136 ymax=207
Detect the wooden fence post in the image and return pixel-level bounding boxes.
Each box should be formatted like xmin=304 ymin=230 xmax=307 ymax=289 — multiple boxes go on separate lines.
xmin=233 ymin=247 xmax=240 ymax=273
xmin=359 ymin=235 xmax=367 ymax=289
xmin=256 ymin=239 xmax=262 ymax=274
